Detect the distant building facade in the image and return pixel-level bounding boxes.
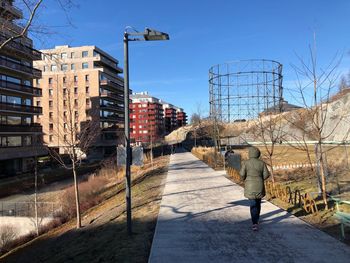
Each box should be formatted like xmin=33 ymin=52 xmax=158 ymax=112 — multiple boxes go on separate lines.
xmin=176 ymin=108 xmax=187 ymax=127
xmin=0 ymin=0 xmax=45 ymax=176
xmin=130 ymin=92 xmax=164 ymax=145
xmin=34 ymin=45 xmax=124 ymax=158
xmin=130 ymin=92 xmax=187 ymax=144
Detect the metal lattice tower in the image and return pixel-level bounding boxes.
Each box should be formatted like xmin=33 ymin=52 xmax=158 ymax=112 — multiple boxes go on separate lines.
xmin=209 ymin=59 xmax=283 ymax=122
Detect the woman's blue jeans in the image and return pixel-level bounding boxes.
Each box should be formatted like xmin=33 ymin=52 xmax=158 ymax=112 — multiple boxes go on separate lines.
xmin=249 ymin=198 xmax=261 ymax=224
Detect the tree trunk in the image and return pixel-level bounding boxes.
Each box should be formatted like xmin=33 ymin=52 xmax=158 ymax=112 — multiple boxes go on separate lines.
xmin=318 ymin=143 xmax=328 ymax=210
xmin=34 ymin=156 xmax=39 ymax=236
xmin=72 ymin=161 xmax=81 ymax=228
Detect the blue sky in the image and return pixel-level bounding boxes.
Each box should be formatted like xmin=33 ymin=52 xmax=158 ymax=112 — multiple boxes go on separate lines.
xmin=29 ymin=0 xmax=350 ymax=117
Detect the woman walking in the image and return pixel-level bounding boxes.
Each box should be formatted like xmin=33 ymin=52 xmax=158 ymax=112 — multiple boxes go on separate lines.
xmin=240 ymin=147 xmax=270 ymax=231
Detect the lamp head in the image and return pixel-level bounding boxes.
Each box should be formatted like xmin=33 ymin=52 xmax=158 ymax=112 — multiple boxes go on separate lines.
xmin=143 ymin=28 xmax=169 ymax=41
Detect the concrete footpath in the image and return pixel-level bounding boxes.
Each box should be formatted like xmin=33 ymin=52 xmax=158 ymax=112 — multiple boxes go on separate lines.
xmin=148 ymin=150 xmax=350 ymax=263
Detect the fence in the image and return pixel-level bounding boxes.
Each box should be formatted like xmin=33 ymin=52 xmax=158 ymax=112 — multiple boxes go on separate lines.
xmin=0 ymin=202 xmax=60 ymax=218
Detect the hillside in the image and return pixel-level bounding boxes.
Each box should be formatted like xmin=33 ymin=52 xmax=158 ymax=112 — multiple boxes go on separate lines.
xmin=175 ymin=92 xmax=350 ymax=145
xmin=0 ymin=157 xmax=169 ymax=263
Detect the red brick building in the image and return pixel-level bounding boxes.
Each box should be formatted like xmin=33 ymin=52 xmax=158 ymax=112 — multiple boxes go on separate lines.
xmin=130 ymin=93 xmax=164 ymax=145
xmin=176 ymin=108 xmax=187 ymax=127
xmin=162 ymin=103 xmax=177 ymax=134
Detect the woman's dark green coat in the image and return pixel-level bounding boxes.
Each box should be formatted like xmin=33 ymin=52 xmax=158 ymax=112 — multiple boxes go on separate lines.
xmin=240 ymin=147 xmax=270 ymax=199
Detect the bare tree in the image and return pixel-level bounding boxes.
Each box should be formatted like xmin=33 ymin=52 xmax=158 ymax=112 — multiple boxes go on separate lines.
xmin=251 ymin=112 xmax=285 ymax=184
xmin=289 ymin=41 xmax=343 ymax=209
xmin=0 ymin=0 xmax=77 ymax=50
xmin=47 ymin=72 xmax=100 ymax=229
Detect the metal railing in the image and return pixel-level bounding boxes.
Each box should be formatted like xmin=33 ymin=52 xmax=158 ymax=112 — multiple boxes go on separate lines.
xmin=0 ymin=34 xmax=41 ymax=60
xmin=0 ymin=79 xmax=41 ymax=96
xmin=100 ymin=79 xmax=123 ymax=91
xmin=0 ymin=124 xmax=42 ymax=133
xmin=0 ymin=202 xmax=60 ymax=218
xmin=0 ymin=57 xmax=41 ymax=78
xmin=0 ymin=102 xmax=42 ymax=114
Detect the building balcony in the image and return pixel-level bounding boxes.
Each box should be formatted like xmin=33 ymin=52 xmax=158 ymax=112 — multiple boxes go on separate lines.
xmin=100 ymin=79 xmax=123 ymax=92
xmin=0 ymin=102 xmax=42 ymax=115
xmin=100 ymin=90 xmax=124 ymax=103
xmin=0 ymin=79 xmax=41 ymax=96
xmin=0 ymin=57 xmax=42 ymax=78
xmin=100 ymin=116 xmax=124 ymax=122
xmin=101 ymin=125 xmax=123 ymax=133
xmin=0 ymin=34 xmax=41 ymax=60
xmin=0 ymin=124 xmax=42 ymax=133
xmin=0 ymin=17 xmax=24 ymax=35
xmin=0 ymin=145 xmax=47 ymax=161
xmin=94 ymin=54 xmax=123 ymax=73
xmin=100 ymin=104 xmax=123 ymax=114
xmin=0 ymin=1 xmax=23 ymax=19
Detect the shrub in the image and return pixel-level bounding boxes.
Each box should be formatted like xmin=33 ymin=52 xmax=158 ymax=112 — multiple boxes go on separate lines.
xmin=0 ymin=225 xmax=18 ymax=253
xmin=60 ymin=174 xmax=109 ymax=219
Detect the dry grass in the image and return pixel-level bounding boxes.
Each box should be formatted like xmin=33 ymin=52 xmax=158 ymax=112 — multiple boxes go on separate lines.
xmin=0 ymin=155 xmax=170 ymax=262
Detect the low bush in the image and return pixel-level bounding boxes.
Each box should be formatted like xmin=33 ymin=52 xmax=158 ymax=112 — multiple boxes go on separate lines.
xmin=0 ymin=225 xmax=18 ymax=253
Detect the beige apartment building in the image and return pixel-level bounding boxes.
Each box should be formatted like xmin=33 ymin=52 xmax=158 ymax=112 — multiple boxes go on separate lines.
xmin=34 ymin=45 xmax=124 ymax=159
xmin=0 ymin=0 xmax=45 ymax=176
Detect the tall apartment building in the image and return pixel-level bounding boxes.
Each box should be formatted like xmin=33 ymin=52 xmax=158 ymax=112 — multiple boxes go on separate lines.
xmin=0 ymin=0 xmax=45 ymax=176
xmin=176 ymin=108 xmax=187 ymax=127
xmin=130 ymin=92 xmax=164 ymax=145
xmin=162 ymin=103 xmax=177 ymax=134
xmin=34 ymin=45 xmax=124 ymax=158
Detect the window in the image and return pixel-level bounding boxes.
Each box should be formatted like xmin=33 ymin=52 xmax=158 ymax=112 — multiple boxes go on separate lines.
xmin=82 ymin=51 xmax=88 ymax=57
xmin=85 ymin=75 xmax=89 ymax=82
xmin=23 ymin=136 xmax=32 ymax=146
xmin=63 ymin=134 xmax=67 ymax=141
xmin=86 ymin=98 xmax=90 ymax=106
xmin=63 ymin=111 xmax=67 ymax=117
xmin=61 ymin=64 xmax=68 ymax=71
xmin=23 ymin=117 xmax=31 ymax=125
xmin=49 ymin=101 xmax=53 ymax=108
xmin=64 ymin=123 xmax=68 ymax=130
xmin=70 ymin=52 xmax=75 ymax=58
xmin=51 ymin=54 xmax=58 ymax=60
xmin=71 ymin=64 xmax=75 ymax=70
xmin=7 ymin=136 xmax=22 ymax=147
xmin=36 ymin=101 xmax=41 ymax=107
xmin=85 ymin=86 xmax=89 ymax=94
xmin=63 ymin=88 xmax=67 ymax=95
xmin=49 ymin=112 xmax=53 ymax=119
xmin=5 ymin=96 xmax=21 ymax=104
xmin=61 ymin=52 xmax=67 ymax=59
xmin=43 ymin=66 xmax=48 ymax=72
xmin=49 ymin=123 xmax=53 ymax=131
xmin=36 ymin=79 xmax=41 ymax=85
xmin=63 ymin=77 xmax=66 ymax=84
xmin=74 ymin=87 xmax=78 ymax=94
xmin=74 ymin=75 xmax=78 ymax=83
xmin=49 ymin=89 xmax=53 ymax=96
xmin=74 ymin=99 xmax=78 ymax=106
xmin=49 ymin=135 xmax=53 ymax=142
xmin=51 ymin=64 xmax=57 ymax=71
xmin=24 ymin=98 xmax=31 ymax=106
xmin=82 ymin=62 xmax=89 ymax=69
xmin=63 ymin=100 xmax=67 ymax=107
xmin=49 ymin=78 xmax=53 ymax=84
xmin=7 ymin=116 xmax=21 ymax=125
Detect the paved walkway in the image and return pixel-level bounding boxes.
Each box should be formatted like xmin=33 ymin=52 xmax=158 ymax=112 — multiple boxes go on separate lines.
xmin=149 ymin=150 xmax=350 ymax=263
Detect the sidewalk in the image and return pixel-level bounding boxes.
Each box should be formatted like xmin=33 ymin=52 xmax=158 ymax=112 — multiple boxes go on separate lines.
xmin=149 ymin=150 xmax=350 ymax=263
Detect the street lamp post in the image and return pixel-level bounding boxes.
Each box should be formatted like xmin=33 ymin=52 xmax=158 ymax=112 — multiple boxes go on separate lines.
xmin=123 ymin=27 xmax=169 ymax=235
